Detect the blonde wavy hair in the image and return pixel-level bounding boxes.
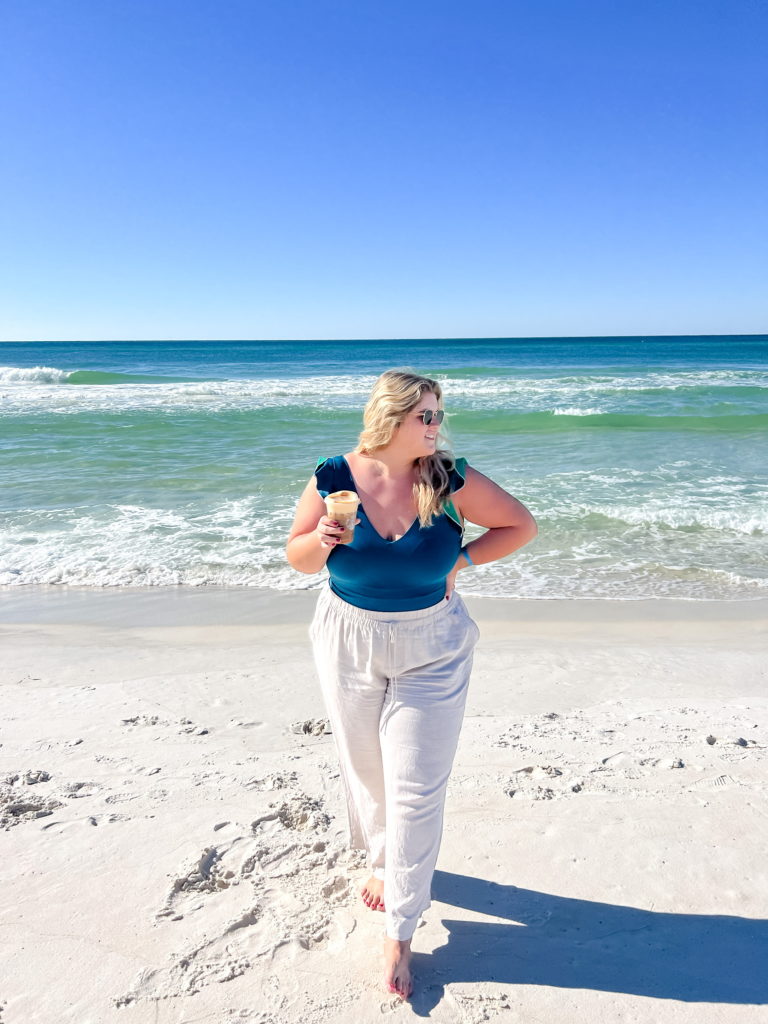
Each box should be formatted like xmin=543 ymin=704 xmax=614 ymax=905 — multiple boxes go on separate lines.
xmin=356 ymin=369 xmax=455 ymax=527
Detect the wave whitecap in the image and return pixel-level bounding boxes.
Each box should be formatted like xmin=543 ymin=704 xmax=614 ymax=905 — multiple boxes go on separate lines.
xmin=0 ymin=365 xmax=70 ymax=384
xmin=553 ymin=406 xmax=604 ymax=416
xmin=0 ymin=364 xmax=197 ymax=386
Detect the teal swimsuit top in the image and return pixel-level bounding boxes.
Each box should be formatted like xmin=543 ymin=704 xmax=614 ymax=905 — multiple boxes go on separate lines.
xmin=314 ymin=455 xmax=467 ymax=612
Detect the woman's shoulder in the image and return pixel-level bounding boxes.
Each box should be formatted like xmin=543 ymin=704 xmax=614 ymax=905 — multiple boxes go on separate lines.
xmin=313 ymin=454 xmax=352 ymax=496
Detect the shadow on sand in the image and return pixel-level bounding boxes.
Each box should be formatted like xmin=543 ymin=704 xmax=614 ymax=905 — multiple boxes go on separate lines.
xmin=407 ymin=870 xmax=768 ymax=1016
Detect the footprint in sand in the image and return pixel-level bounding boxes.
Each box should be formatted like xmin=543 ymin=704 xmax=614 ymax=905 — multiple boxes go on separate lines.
xmin=639 ymin=757 xmax=685 ymax=769
xmin=246 ymin=771 xmax=299 ymax=792
xmin=41 ymin=811 xmax=131 ymax=831
xmin=115 ymin=941 xmax=253 ymax=1005
xmin=290 ymin=719 xmax=332 ymax=737
xmin=0 ymin=782 xmax=62 ymax=828
xmin=121 ymin=714 xmax=165 ymax=727
xmin=132 ymin=783 xmax=354 ymax=1008
xmin=321 ymin=875 xmax=350 ymax=900
xmin=505 ymin=764 xmax=574 ymax=801
xmin=252 ymin=794 xmax=331 ymax=833
xmin=104 ymin=790 xmax=140 ymax=805
xmin=691 ymin=774 xmax=738 ymax=789
xmin=178 ymin=718 xmax=210 ymax=736
xmin=156 ymin=843 xmax=244 ymax=921
xmin=62 ymin=780 xmax=100 ymax=798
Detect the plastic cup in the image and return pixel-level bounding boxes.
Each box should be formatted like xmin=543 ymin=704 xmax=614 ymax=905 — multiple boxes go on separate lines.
xmin=324 ymin=490 xmax=360 ymax=544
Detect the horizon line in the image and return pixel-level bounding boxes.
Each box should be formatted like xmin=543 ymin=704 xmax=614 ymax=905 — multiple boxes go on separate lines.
xmin=1 ymin=332 xmax=766 ymax=344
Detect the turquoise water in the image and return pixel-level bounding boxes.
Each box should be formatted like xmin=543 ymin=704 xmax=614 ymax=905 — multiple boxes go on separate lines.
xmin=1 ymin=336 xmax=767 ymax=599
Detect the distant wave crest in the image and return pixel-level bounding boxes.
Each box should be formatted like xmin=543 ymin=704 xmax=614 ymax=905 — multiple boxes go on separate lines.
xmin=0 ymin=364 xmax=194 ymax=387
xmin=552 ymin=406 xmax=604 ymax=416
xmin=2 ymin=366 xmax=767 ymax=423
xmin=0 ymin=364 xmax=70 ymax=384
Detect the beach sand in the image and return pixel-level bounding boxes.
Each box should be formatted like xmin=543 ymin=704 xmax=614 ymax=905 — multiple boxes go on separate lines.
xmin=1 ymin=587 xmax=767 ymax=1023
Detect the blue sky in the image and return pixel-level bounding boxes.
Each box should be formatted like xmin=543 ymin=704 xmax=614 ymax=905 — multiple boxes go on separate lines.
xmin=1 ymin=0 xmax=766 ymax=340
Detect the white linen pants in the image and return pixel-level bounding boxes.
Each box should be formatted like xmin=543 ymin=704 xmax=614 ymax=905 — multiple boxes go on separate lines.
xmin=309 ymin=584 xmax=480 ymax=940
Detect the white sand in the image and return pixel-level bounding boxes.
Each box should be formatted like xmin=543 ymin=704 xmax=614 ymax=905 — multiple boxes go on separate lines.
xmin=1 ymin=587 xmax=767 ymax=1023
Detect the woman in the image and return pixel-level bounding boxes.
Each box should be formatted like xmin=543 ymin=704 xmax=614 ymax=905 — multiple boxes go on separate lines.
xmin=286 ymin=369 xmax=537 ymax=998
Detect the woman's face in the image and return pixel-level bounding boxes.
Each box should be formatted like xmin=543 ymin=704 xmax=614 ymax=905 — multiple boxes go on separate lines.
xmin=395 ymin=390 xmax=441 ymax=457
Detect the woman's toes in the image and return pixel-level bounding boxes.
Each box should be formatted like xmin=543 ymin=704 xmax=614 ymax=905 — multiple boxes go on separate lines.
xmin=361 ymin=875 xmax=385 ymax=911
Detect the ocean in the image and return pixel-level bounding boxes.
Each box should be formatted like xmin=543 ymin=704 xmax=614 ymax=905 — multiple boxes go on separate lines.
xmin=1 ymin=336 xmax=766 ymax=600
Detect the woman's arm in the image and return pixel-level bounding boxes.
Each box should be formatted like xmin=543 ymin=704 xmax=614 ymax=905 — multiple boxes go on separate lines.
xmin=445 ymin=466 xmax=538 ymax=596
xmin=286 ymin=475 xmax=344 ymax=573
xmin=285 ymin=477 xmax=346 ymax=574
xmin=454 ymin=466 xmax=538 ymax=562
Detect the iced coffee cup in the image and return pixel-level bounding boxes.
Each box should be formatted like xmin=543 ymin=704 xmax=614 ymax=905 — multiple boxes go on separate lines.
xmin=324 ymin=490 xmax=360 ymax=544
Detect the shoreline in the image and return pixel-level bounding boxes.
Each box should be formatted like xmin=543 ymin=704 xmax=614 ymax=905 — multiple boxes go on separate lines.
xmin=2 ymin=582 xmax=767 ymax=633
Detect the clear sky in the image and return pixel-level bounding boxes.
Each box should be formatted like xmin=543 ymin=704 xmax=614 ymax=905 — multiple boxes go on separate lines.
xmin=1 ymin=0 xmax=766 ymax=341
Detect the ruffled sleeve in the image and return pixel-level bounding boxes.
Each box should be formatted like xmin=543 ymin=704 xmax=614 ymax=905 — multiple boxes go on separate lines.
xmin=448 ymin=456 xmax=468 ymax=493
xmin=314 ymin=456 xmax=347 ymax=498
xmin=443 ymin=457 xmax=468 ymax=533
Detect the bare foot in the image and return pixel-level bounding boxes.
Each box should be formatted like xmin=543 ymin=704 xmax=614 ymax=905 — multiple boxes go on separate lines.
xmin=384 ymin=937 xmax=413 ymax=998
xmin=360 ymin=875 xmax=385 ymax=911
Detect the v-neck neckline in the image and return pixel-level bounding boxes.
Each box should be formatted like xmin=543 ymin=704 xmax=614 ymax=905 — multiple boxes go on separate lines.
xmin=341 ymin=455 xmax=419 ymax=545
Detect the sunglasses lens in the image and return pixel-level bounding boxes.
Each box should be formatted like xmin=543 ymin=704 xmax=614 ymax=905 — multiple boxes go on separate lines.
xmin=423 ymin=410 xmax=445 ymax=425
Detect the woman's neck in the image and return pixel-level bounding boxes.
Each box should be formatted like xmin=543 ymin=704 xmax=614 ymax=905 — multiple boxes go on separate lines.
xmin=354 ymin=447 xmax=418 ymax=480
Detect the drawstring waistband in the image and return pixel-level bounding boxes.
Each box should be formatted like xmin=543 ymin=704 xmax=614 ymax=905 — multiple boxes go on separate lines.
xmin=319 ymin=583 xmax=452 ymax=626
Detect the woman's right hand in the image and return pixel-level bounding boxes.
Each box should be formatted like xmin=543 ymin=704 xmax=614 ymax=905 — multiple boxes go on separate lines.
xmin=316 ymin=515 xmax=343 ymax=548
xmin=316 ymin=515 xmax=360 ymax=548
xmin=316 ymin=515 xmax=344 ymax=548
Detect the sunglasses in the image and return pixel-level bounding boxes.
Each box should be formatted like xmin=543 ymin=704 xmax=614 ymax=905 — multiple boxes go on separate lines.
xmin=417 ymin=409 xmax=445 ymax=426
